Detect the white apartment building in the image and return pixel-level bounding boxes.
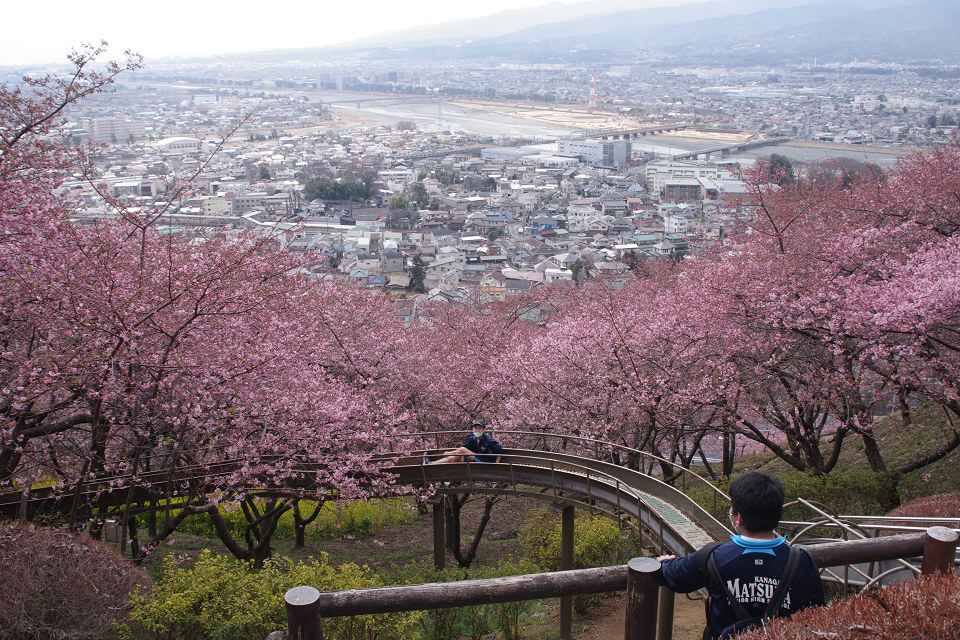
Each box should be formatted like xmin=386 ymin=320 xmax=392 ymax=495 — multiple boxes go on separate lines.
xmin=663 ymin=211 xmax=695 ymax=234
xmin=557 ymin=137 xmax=632 ymax=167
xmin=645 ymin=160 xmax=724 ymax=195
xmin=201 ymin=195 xmax=232 ymax=216
xmin=87 ymin=117 xmax=147 ymax=143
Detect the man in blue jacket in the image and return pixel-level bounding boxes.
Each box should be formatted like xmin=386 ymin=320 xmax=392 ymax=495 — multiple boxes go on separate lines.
xmin=658 ymin=472 xmax=824 ymax=640
xmin=427 ymin=418 xmax=503 ymax=464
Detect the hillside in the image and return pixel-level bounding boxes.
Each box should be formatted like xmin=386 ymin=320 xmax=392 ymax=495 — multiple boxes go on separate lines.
xmin=745 ymin=402 xmax=960 ymax=514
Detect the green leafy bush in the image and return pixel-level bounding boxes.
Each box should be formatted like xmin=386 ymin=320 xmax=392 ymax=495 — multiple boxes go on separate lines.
xmin=125 ymin=550 xmax=421 ymax=640
xmin=519 ymin=509 xmax=640 ymax=612
xmin=520 ymin=509 xmax=639 ymax=572
xmin=685 ymin=482 xmax=731 ymax=520
xmin=147 ymin=497 xmax=417 ymax=542
xmin=779 ymin=470 xmax=901 ymax=518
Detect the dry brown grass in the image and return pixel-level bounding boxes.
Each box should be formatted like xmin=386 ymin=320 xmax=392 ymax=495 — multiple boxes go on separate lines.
xmin=737 ymin=572 xmax=960 ymax=640
xmin=882 ymin=492 xmax=960 ymax=526
xmin=0 ymin=522 xmax=152 ymax=640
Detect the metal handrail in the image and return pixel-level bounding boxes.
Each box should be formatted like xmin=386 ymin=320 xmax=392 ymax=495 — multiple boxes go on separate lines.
xmin=400 ymin=429 xmax=731 ymax=515
xmin=437 ymin=452 xmax=654 ymax=511
xmin=388 ymin=449 xmax=727 ymax=555
xmin=787 ymin=498 xmax=927 ymax=588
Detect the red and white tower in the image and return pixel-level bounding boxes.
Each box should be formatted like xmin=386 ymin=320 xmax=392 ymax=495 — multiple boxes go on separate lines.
xmin=588 ymin=70 xmax=598 ymax=112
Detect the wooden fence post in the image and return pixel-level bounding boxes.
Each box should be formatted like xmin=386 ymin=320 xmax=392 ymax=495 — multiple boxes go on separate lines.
xmin=560 ymin=505 xmax=575 ymax=640
xmin=921 ymin=526 xmax=959 ymax=576
xmin=432 ymin=501 xmax=446 ymax=570
xmin=286 ymin=585 xmax=322 ymax=640
xmin=656 ymin=586 xmax=674 ymax=640
xmin=624 ymin=557 xmax=661 ymax=640
xmin=18 ymin=488 xmax=28 ymax=523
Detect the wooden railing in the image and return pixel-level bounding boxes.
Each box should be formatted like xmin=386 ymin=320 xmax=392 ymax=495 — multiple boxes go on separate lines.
xmin=280 ymin=527 xmax=958 ymax=640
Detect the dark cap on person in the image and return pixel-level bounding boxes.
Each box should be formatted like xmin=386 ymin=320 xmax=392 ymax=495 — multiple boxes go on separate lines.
xmin=471 ymin=418 xmax=487 ymax=428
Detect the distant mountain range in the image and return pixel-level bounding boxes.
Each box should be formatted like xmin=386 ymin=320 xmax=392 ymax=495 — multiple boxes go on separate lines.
xmin=238 ymin=0 xmax=960 ymax=65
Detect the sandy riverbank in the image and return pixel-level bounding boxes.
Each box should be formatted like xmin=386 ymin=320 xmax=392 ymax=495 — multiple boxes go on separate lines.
xmin=326 ymin=107 xmax=376 ymax=128
xmin=783 ymin=139 xmax=912 ymax=156
xmin=447 ymin=99 xmax=643 ymax=131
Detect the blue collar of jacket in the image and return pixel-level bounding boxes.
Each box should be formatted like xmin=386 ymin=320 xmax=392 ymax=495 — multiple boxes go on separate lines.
xmin=730 ymin=534 xmax=787 ymax=555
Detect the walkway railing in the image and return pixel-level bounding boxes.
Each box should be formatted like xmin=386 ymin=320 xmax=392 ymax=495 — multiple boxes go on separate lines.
xmin=388 ymin=448 xmax=727 ymax=555
xmin=781 ymin=498 xmax=960 ymax=590
xmin=281 ymin=527 xmax=959 ymax=640
xmin=398 ymin=429 xmax=731 ymax=519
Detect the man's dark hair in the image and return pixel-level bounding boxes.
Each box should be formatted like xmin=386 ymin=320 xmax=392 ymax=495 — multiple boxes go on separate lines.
xmin=729 ymin=472 xmax=785 ymax=532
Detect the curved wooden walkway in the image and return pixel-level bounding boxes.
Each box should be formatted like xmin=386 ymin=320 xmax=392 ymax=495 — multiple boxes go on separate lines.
xmin=0 ymin=447 xmax=730 ymax=556
xmin=391 ymin=448 xmax=728 ymax=555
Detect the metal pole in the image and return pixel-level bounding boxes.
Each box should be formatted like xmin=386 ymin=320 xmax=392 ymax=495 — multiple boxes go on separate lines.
xmin=560 ymin=505 xmax=575 ymax=640
xmin=433 ymin=501 xmax=446 ymax=570
xmin=656 ymin=586 xmax=674 ymax=640
xmin=286 ymin=586 xmax=322 ymax=640
xmin=921 ymin=526 xmax=959 ymax=575
xmin=624 ymin=557 xmax=660 ymax=640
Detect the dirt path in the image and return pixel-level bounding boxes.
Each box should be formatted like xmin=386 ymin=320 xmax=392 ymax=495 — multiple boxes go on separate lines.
xmin=580 ymin=592 xmax=707 ymax=640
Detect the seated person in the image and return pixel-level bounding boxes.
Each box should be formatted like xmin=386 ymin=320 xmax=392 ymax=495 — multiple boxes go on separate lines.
xmin=427 ymin=418 xmax=503 ymax=464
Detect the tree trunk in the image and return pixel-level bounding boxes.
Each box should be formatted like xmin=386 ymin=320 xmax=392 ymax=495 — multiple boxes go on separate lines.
xmin=861 ymin=432 xmax=888 ymax=472
xmin=444 ymin=494 xmax=465 ymax=561
xmin=444 ymin=494 xmax=500 ymax=569
xmin=453 ymin=496 xmax=497 ymax=569
xmin=127 ymin=514 xmax=141 ymax=559
xmin=721 ymin=422 xmax=735 ymax=478
xmin=132 ymin=501 xmax=210 ymax=565
xmin=292 ymin=499 xmax=324 ymax=549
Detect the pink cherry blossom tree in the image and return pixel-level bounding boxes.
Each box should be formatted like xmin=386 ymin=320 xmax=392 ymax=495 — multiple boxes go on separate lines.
xmin=0 ymin=46 xmax=405 ymax=565
xmin=690 ymin=147 xmax=960 ymax=484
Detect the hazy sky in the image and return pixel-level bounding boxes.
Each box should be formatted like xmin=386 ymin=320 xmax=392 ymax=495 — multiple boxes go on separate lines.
xmin=2 ymin=0 xmax=700 ymax=67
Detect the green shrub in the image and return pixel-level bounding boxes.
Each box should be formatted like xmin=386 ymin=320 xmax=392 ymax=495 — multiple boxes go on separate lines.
xmin=685 ymin=481 xmax=731 ymax=519
xmin=390 ymin=560 xmax=543 ymax=640
xmin=779 ymin=470 xmax=901 ymax=518
xmin=520 ymin=509 xmax=639 ymax=572
xmin=519 ymin=509 xmax=639 ymax=612
xmin=145 ymin=497 xmax=417 ymax=542
xmin=125 ymin=550 xmax=421 ymax=640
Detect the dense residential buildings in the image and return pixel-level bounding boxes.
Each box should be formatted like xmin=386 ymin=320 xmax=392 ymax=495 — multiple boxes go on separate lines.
xmin=33 ymin=50 xmax=957 ymax=309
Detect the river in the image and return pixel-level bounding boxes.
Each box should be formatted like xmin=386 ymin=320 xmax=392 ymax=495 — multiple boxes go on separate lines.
xmin=306 ymin=90 xmax=575 ymax=139
xmin=301 ymin=90 xmax=907 ymax=166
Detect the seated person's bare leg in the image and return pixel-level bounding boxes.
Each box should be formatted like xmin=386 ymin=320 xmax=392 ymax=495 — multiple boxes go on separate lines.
xmin=432 ymin=447 xmax=476 ymax=464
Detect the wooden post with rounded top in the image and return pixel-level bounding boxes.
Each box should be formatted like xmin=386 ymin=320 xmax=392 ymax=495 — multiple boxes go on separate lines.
xmin=921 ymin=526 xmax=958 ymax=576
xmin=624 ymin=557 xmax=661 ymax=640
xmin=286 ymin=585 xmax=322 ymax=640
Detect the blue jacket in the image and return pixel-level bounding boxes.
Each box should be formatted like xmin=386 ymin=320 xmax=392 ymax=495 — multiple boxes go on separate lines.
xmin=660 ymin=536 xmax=824 ymax=640
xmin=463 ymin=433 xmax=503 ymax=462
